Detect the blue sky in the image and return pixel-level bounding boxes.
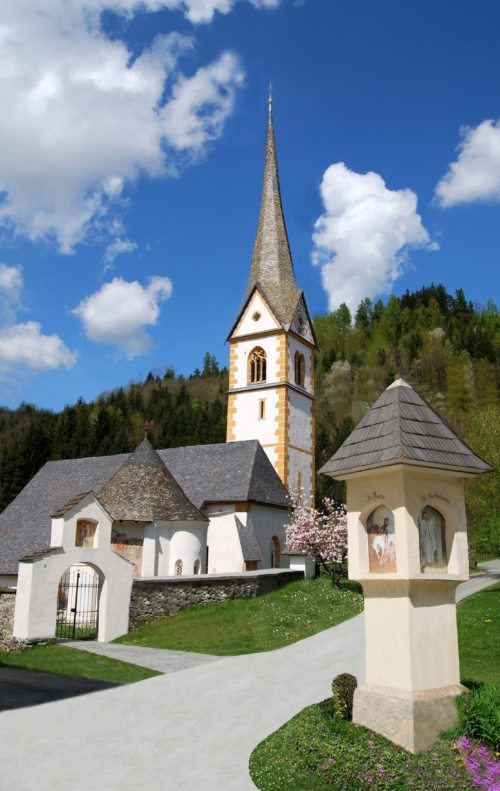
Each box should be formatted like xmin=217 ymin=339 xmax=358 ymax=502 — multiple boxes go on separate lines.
xmin=0 ymin=0 xmax=499 ymax=411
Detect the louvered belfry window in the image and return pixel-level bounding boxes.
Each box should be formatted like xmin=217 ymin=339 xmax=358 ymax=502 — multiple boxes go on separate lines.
xmin=248 ymin=347 xmax=267 ymax=383
xmin=295 ymin=351 xmax=305 ymax=386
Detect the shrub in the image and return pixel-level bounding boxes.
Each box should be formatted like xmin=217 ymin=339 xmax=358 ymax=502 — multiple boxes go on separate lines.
xmin=456 ymin=681 xmax=500 ymax=751
xmin=331 ymin=672 xmax=357 ymax=721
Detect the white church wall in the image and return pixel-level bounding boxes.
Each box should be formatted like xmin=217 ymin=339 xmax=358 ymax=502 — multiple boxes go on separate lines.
xmin=288 ymin=447 xmax=313 ymax=501
xmin=229 ymin=388 xmax=280 ymax=444
xmin=231 ymin=334 xmax=281 ymax=390
xmin=288 ymin=389 xmax=313 ymax=450
xmin=167 ymin=522 xmax=207 ymax=576
xmin=287 ymin=335 xmax=314 ymax=393
xmin=249 ymin=504 xmax=290 ymax=569
xmin=57 ymin=496 xmax=113 ymax=551
xmin=205 ymin=505 xmax=245 ymax=573
xmin=232 ymin=291 xmax=280 ymax=338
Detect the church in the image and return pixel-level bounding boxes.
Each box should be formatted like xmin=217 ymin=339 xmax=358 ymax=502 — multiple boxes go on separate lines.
xmin=0 ymin=95 xmax=317 ymax=591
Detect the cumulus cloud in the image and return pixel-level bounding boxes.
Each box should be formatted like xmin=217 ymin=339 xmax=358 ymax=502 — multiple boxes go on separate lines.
xmin=73 ymin=276 xmax=173 ymax=356
xmin=0 ymin=322 xmax=77 ymax=370
xmin=312 ymin=163 xmax=435 ymax=311
xmin=0 ymin=263 xmax=23 ymax=323
xmin=0 ymin=263 xmax=77 ymax=370
xmin=435 ymin=120 xmax=500 ymax=207
xmin=103 ymin=237 xmax=138 ymax=270
xmin=0 ymin=1 xmax=246 ymax=253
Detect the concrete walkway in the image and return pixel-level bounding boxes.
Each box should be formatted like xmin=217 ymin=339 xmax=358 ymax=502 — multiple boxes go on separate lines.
xmin=0 ymin=562 xmax=498 ymax=791
xmin=65 ymin=640 xmax=222 ymax=673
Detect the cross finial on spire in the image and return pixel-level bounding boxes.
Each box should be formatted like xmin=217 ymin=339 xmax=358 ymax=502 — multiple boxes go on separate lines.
xmin=268 ymin=81 xmax=273 ymax=116
xmin=144 ymin=419 xmax=155 ymax=441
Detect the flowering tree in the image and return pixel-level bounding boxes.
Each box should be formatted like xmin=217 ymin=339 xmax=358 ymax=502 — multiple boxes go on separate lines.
xmin=285 ymin=496 xmax=348 ymax=587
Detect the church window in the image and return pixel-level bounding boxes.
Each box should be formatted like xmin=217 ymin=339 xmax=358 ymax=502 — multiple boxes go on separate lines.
xmin=258 ymin=399 xmax=266 ymax=419
xmin=294 ymin=352 xmax=305 ymax=387
xmin=248 ymin=347 xmax=267 ymax=383
xmin=175 ymin=559 xmax=183 ymax=576
xmin=270 ymin=536 xmax=281 ymax=568
xmin=193 ymin=559 xmax=200 ymax=575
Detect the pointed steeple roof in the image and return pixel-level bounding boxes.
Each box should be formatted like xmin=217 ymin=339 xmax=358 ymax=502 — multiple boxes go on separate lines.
xmin=243 ymin=93 xmax=302 ymax=327
xmin=98 ymin=438 xmax=207 ymax=522
xmin=320 ymin=378 xmax=493 ymax=478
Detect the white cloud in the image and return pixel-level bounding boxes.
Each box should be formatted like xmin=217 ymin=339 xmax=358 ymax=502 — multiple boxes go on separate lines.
xmin=0 ymin=1 xmax=247 ymax=253
xmin=0 ymin=322 xmax=77 ymax=370
xmin=0 ymin=263 xmax=23 ymax=323
xmin=103 ymin=237 xmax=138 ymax=270
xmin=435 ymin=120 xmax=500 ymax=207
xmin=312 ymin=163 xmax=435 ymax=311
xmin=0 ymin=262 xmax=77 ymax=370
xmin=0 ymin=264 xmax=23 ymax=303
xmin=73 ymin=275 xmax=173 ymax=356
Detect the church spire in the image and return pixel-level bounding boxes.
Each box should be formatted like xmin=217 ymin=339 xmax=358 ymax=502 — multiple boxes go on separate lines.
xmin=245 ymin=92 xmax=301 ymax=328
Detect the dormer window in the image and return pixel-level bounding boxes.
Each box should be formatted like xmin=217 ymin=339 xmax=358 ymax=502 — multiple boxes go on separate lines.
xmin=248 ymin=347 xmax=267 ymax=383
xmin=294 ymin=352 xmax=305 ymax=387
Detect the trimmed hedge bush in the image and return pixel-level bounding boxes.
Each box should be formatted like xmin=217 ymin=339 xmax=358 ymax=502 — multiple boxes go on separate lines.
xmin=331 ymin=672 xmax=357 ymax=721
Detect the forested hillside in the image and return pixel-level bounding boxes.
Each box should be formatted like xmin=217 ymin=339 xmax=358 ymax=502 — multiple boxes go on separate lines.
xmin=0 ymin=286 xmax=498 ymax=556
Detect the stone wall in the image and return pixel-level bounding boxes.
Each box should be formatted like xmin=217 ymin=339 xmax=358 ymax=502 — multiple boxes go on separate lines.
xmin=129 ymin=569 xmax=303 ymax=628
xmin=0 ymin=589 xmax=25 ymax=652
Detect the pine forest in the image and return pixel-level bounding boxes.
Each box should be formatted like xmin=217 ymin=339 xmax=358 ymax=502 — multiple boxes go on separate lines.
xmin=0 ymin=284 xmax=498 ymax=558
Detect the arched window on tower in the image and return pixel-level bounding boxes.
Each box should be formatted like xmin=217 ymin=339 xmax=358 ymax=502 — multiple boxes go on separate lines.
xmin=248 ymin=347 xmax=267 ymax=384
xmin=294 ymin=351 xmax=305 ymax=387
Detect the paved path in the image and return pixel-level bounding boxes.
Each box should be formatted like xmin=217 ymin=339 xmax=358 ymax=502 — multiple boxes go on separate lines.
xmin=0 ymin=563 xmax=498 ymax=791
xmin=65 ymin=640 xmax=222 ymax=673
xmin=0 ymin=667 xmax=118 ymax=712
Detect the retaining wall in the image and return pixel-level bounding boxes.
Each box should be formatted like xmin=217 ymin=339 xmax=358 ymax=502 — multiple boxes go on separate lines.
xmin=129 ymin=569 xmax=303 ymax=628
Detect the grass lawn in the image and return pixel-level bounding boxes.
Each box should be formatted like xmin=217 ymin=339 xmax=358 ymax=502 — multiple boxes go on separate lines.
xmin=0 ymin=644 xmax=160 ymax=684
xmin=458 ymin=583 xmax=499 ymax=682
xmin=117 ymin=577 xmax=364 ymax=655
xmin=249 ymin=583 xmax=500 ymax=790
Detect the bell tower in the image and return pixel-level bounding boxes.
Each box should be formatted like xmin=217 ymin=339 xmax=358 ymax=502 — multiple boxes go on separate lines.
xmin=226 ymin=92 xmax=318 ymax=501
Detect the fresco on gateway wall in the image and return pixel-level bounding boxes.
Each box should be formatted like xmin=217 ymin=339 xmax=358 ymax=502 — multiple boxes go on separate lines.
xmin=111 ymin=529 xmax=143 ymax=577
xmin=367 ymin=505 xmax=397 ymax=573
xmin=75 ymin=519 xmax=96 ymax=548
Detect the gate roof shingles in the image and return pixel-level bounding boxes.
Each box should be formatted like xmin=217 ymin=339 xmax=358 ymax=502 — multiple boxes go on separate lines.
xmin=320 ymin=378 xmax=492 ymax=478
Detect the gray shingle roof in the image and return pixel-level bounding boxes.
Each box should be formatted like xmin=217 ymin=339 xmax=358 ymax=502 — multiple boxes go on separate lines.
xmin=235 ymin=516 xmax=262 ymax=562
xmin=98 ymin=439 xmax=207 ymax=523
xmin=0 ymin=440 xmax=288 ymax=574
xmin=320 ymin=378 xmax=493 ymax=478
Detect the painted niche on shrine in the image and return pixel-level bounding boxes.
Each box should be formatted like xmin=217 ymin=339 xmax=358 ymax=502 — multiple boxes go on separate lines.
xmin=418 ymin=506 xmax=447 ymax=572
xmin=366 ymin=505 xmax=397 ymax=573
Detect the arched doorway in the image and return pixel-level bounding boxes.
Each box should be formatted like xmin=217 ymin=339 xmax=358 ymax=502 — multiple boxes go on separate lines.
xmin=56 ymin=564 xmax=101 ymax=640
xmin=270 ymin=536 xmax=281 ymax=568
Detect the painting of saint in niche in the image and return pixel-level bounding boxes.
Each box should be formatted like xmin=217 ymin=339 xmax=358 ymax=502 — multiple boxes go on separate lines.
xmin=366 ymin=506 xmax=397 ymax=573
xmin=75 ymin=520 xmax=96 ymax=548
xmin=418 ymin=506 xmax=447 ymax=572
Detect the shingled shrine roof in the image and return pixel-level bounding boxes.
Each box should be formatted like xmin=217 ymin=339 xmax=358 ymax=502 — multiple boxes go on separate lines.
xmin=0 ymin=440 xmax=289 ymax=575
xmin=97 ymin=439 xmax=207 ymax=523
xmin=320 ymin=378 xmax=493 ymax=478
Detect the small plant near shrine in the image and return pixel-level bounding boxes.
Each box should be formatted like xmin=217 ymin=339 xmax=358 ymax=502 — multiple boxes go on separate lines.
xmin=331 ymin=673 xmax=357 ymax=721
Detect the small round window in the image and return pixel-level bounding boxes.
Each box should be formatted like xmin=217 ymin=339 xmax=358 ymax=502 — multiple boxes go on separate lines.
xmin=252 ymin=311 xmax=261 ymax=321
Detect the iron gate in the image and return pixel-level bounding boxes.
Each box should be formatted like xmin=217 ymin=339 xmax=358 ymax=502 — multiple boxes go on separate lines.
xmin=56 ymin=568 xmax=99 ymax=639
